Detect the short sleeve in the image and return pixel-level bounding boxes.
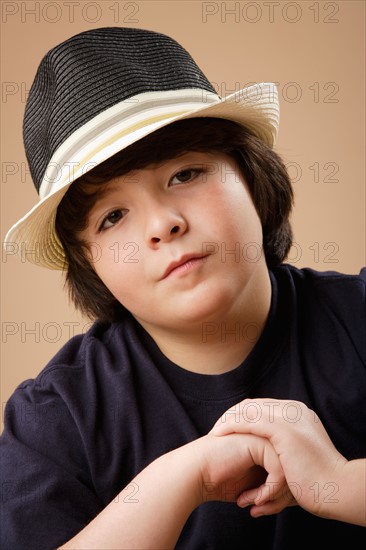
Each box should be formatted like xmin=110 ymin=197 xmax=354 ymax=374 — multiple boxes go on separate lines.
xmin=0 ymin=378 xmax=103 ymax=549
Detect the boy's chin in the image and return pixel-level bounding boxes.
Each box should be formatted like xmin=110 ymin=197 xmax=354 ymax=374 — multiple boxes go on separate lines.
xmin=138 ymin=294 xmax=244 ymax=333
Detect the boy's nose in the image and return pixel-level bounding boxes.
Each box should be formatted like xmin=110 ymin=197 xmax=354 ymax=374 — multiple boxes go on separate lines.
xmin=145 ymin=208 xmax=188 ymax=246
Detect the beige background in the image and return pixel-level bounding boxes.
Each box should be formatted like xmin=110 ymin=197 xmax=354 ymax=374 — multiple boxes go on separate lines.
xmin=1 ymin=0 xmax=365 ymax=427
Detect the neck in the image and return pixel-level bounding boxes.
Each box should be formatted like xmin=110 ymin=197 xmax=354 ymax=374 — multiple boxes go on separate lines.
xmin=138 ymin=268 xmax=272 ymax=375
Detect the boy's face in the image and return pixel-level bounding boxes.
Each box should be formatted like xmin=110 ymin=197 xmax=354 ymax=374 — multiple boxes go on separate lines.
xmin=81 ymin=151 xmax=267 ymax=334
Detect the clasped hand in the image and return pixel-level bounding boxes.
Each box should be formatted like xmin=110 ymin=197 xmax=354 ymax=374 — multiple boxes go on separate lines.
xmin=196 ymin=398 xmax=355 ymax=522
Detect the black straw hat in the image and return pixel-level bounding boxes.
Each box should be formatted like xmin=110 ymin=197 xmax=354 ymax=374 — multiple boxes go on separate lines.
xmin=5 ymin=27 xmax=280 ymax=269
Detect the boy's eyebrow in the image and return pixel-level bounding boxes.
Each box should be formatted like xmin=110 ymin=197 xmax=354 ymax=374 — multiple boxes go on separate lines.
xmin=90 ymin=153 xmax=218 ymax=203
xmin=93 ymin=174 xmax=138 ymax=201
xmin=93 ymin=185 xmax=127 ymax=207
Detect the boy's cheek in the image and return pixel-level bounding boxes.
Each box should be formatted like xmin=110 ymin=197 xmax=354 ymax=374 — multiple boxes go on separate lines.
xmin=89 ymin=241 xmax=142 ymax=268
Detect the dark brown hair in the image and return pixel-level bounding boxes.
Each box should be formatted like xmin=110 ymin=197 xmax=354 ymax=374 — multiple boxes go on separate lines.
xmin=56 ymin=118 xmax=294 ymax=322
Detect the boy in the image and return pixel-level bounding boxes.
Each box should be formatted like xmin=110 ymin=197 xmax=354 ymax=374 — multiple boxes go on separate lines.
xmin=1 ymin=27 xmax=365 ymax=549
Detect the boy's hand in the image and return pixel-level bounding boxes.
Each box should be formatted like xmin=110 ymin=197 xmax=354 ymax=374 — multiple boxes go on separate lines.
xmin=193 ymin=432 xmax=295 ymax=516
xmin=210 ymin=398 xmax=347 ymax=518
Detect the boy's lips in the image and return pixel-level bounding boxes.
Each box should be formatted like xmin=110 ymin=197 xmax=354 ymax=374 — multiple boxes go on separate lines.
xmin=161 ymin=254 xmax=208 ymax=280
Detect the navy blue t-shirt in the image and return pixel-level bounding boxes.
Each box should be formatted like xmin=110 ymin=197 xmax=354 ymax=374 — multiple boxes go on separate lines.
xmin=1 ymin=264 xmax=365 ymax=548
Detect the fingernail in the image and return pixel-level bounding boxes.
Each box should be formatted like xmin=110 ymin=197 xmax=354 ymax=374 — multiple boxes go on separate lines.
xmin=238 ymin=500 xmax=252 ymax=509
xmin=237 ymin=494 xmax=254 ymax=508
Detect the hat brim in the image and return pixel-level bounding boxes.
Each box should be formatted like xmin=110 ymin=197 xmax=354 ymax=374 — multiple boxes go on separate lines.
xmin=5 ymin=83 xmax=279 ymax=270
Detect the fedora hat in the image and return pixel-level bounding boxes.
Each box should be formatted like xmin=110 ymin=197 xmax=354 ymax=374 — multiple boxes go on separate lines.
xmin=5 ymin=27 xmax=280 ymax=270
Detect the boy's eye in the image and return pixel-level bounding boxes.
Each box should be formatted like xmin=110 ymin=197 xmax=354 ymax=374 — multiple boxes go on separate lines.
xmin=170 ymin=168 xmax=203 ymax=185
xmin=99 ymin=209 xmax=126 ymax=231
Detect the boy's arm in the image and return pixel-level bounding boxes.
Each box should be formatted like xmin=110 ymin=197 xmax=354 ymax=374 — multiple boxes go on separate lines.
xmin=58 ymin=432 xmax=291 ymax=549
xmin=211 ymin=398 xmax=366 ymax=527
xmin=58 ymin=439 xmax=202 ymax=550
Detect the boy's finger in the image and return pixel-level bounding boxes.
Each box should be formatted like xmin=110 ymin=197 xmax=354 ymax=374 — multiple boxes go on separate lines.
xmin=211 ymin=398 xmax=292 ymax=437
xmin=238 ymin=480 xmax=296 ymax=514
xmin=236 ymin=437 xmax=287 ymax=505
xmin=249 ymin=498 xmax=297 ymax=518
xmin=210 ymin=414 xmax=273 ymax=437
